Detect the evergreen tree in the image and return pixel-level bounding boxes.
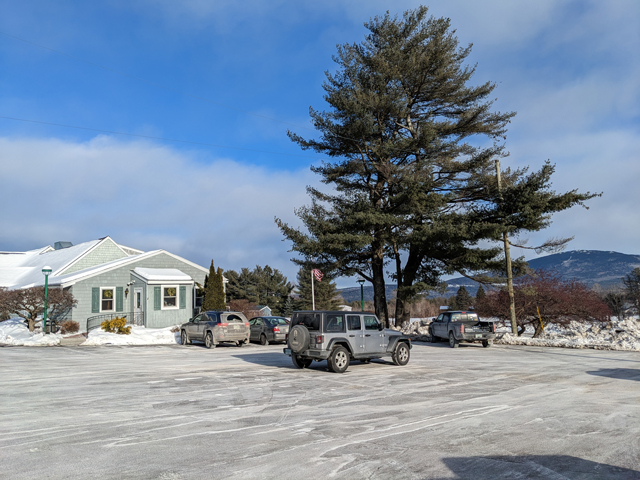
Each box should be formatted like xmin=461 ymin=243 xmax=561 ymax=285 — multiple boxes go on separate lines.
xmin=603 ymin=291 xmax=625 ymax=320
xmin=294 ymin=265 xmax=340 ymax=311
xmin=211 ymin=267 xmax=226 ymax=310
xmin=623 ymin=267 xmax=640 ymax=315
xmin=282 ymin=295 xmax=294 ymax=318
xmin=455 ymin=286 xmax=472 ymax=310
xmin=223 ymin=265 xmax=293 ymax=315
xmin=201 ymin=260 xmax=217 ymax=311
xmin=277 ymin=7 xmax=597 ymax=327
xmin=475 ymin=285 xmax=486 ymax=303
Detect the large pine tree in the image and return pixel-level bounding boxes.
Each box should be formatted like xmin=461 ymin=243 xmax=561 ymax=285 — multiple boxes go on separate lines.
xmin=277 ymin=7 xmax=596 ymax=327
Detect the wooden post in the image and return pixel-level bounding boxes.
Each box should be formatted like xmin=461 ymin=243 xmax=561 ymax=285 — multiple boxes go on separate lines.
xmin=496 ymin=159 xmax=518 ymax=335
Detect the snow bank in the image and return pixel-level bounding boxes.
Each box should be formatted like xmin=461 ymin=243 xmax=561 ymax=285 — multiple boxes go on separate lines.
xmin=496 ymin=318 xmax=640 ymax=351
xmin=391 ymin=319 xmax=432 ymax=336
xmin=82 ymin=325 xmax=181 ymax=346
xmin=0 ymin=318 xmax=62 ymax=346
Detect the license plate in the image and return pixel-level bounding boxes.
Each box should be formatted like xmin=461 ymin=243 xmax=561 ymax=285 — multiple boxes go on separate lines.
xmin=475 ymin=334 xmax=482 ymax=338
xmin=283 ymin=348 xmax=292 ymax=356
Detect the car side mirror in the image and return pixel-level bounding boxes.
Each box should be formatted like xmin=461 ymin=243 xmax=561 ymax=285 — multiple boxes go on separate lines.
xmin=379 ymin=323 xmax=384 ymax=331
xmin=188 ymin=318 xmax=193 ymax=322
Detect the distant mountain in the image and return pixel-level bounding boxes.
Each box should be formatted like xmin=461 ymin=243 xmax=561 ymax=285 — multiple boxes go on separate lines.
xmin=337 ymin=250 xmax=640 ymax=301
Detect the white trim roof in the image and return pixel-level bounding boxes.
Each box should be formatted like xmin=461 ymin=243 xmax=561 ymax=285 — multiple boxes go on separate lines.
xmin=132 ymin=267 xmax=193 ymax=284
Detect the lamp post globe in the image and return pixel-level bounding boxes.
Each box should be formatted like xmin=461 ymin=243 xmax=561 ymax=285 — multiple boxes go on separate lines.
xmin=42 ymin=266 xmax=52 ymax=334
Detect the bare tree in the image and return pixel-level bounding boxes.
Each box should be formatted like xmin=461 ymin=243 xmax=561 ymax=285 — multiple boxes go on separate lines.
xmin=476 ymin=270 xmax=611 ymax=337
xmin=0 ymin=287 xmax=76 ymax=332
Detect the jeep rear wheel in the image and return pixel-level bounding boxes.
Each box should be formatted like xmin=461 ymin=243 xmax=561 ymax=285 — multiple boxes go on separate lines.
xmin=449 ymin=332 xmax=460 ymax=348
xmin=393 ymin=342 xmax=410 ymax=366
xmin=328 ymin=346 xmax=350 ymax=373
xmin=292 ymin=354 xmax=313 ymax=369
xmin=288 ymin=325 xmax=310 ymax=353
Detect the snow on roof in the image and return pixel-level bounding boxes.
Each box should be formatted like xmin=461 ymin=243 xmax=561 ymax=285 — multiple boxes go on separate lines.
xmin=0 ymin=240 xmax=102 ymax=288
xmin=132 ymin=267 xmax=192 ymax=283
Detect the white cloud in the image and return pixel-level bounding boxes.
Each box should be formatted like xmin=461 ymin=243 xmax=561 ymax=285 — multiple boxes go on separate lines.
xmin=0 ymin=136 xmax=317 ymax=279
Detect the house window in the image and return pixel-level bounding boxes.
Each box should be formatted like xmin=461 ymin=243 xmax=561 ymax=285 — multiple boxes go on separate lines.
xmin=101 ymin=287 xmax=115 ymax=312
xmin=162 ymin=285 xmax=178 ymax=309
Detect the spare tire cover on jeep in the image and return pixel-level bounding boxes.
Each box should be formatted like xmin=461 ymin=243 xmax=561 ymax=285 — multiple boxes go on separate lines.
xmin=288 ymin=325 xmax=310 ymax=353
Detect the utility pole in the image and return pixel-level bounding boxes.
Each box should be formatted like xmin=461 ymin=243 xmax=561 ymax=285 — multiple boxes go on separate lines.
xmin=496 ymin=160 xmax=518 ymax=334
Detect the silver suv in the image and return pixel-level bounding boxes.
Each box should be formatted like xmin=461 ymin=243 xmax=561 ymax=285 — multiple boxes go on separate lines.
xmin=283 ymin=311 xmax=412 ymax=373
xmin=180 ymin=311 xmax=250 ymax=348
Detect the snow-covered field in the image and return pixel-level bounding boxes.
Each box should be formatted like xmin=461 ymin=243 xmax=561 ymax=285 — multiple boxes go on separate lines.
xmin=394 ymin=316 xmax=640 ymax=351
xmin=82 ymin=325 xmax=180 ymax=346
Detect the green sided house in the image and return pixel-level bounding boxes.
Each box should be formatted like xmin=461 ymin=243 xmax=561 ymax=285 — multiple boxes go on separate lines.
xmin=0 ymin=237 xmax=208 ymax=331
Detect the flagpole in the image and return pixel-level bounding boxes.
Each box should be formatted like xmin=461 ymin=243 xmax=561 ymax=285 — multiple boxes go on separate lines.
xmin=311 ymin=269 xmax=316 ymax=310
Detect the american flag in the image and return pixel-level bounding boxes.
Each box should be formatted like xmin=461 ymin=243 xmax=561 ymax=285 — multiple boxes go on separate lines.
xmin=312 ymin=268 xmax=323 ymax=282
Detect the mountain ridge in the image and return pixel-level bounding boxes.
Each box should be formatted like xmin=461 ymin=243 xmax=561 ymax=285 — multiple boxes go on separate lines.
xmin=337 ymin=250 xmax=640 ymax=302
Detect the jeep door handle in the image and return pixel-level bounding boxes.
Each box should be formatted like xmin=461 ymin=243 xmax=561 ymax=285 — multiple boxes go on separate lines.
xmin=365 ymin=334 xmax=371 ymax=337
xmin=349 ymin=335 xmax=355 ymax=337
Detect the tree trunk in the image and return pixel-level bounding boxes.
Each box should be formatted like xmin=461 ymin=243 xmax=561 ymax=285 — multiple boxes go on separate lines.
xmin=371 ymin=244 xmax=389 ymax=327
xmin=394 ymin=250 xmax=420 ymax=328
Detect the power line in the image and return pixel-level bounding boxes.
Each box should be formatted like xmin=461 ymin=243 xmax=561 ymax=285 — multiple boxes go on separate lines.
xmin=0 ymin=115 xmax=329 ymax=160
xmin=0 ymin=30 xmax=316 ymax=133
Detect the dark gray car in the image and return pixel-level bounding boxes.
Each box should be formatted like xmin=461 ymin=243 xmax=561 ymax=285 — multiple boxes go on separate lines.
xmin=249 ymin=316 xmax=290 ymax=345
xmin=180 ymin=311 xmax=250 ymax=348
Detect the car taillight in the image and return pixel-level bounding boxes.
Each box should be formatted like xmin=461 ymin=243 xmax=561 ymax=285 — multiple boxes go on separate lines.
xmin=316 ymin=335 xmax=324 ymax=344
xmin=219 ymin=323 xmax=229 ymax=327
xmin=245 ymin=323 xmax=250 ymax=327
xmin=272 ymin=327 xmax=280 ymax=332
xmin=460 ymin=324 xmax=465 ymax=333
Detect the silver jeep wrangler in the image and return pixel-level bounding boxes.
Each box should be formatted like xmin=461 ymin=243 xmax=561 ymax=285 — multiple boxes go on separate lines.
xmin=283 ymin=311 xmax=412 ymax=373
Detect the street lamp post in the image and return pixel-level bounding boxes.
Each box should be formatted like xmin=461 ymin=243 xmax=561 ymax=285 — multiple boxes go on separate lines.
xmin=357 ymin=278 xmax=365 ymax=312
xmin=42 ymin=266 xmax=52 ymax=334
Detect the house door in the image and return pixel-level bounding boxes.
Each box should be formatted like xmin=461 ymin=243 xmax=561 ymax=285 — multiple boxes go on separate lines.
xmin=134 ymin=287 xmax=144 ymax=326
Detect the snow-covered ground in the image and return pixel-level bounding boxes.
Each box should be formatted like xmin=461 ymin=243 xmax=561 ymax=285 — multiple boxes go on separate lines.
xmin=393 ymin=316 xmax=640 ymax=351
xmin=0 ymin=318 xmax=181 ymax=346
xmin=82 ymin=325 xmax=180 ymax=346
xmin=0 ymin=318 xmax=63 ymax=346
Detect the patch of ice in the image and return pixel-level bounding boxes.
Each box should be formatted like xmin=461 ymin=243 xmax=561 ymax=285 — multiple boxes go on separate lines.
xmin=82 ymin=324 xmax=181 ymax=346
xmin=0 ymin=318 xmax=62 ymax=346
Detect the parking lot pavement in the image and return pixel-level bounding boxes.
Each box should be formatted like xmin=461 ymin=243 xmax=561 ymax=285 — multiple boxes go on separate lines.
xmin=1 ymin=341 xmax=639 ymax=479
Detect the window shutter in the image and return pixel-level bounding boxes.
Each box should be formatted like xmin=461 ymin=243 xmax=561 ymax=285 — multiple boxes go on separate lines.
xmin=116 ymin=287 xmax=124 ymax=312
xmin=179 ymin=286 xmax=186 ymax=309
xmin=154 ymin=286 xmax=161 ymax=310
xmin=91 ymin=288 xmax=99 ymax=313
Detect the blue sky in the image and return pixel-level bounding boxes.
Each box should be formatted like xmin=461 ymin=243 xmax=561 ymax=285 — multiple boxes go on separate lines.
xmin=1 ymin=0 xmax=639 ymax=288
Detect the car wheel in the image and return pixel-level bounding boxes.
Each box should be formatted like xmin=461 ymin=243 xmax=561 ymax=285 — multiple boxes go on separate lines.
xmin=482 ymin=340 xmax=493 ymax=348
xmin=236 ymin=340 xmax=243 ymax=347
xmin=292 ymin=354 xmax=313 ymax=369
xmin=181 ymin=330 xmax=191 ymax=346
xmin=328 ymin=346 xmax=350 ymax=373
xmin=260 ymin=334 xmax=269 ymax=346
xmin=205 ymin=332 xmax=215 ymax=349
xmin=393 ymin=342 xmax=410 ymax=366
xmin=429 ymin=328 xmax=438 ymax=343
xmin=449 ymin=332 xmax=460 ymax=348
xmin=288 ymin=325 xmax=310 ymax=354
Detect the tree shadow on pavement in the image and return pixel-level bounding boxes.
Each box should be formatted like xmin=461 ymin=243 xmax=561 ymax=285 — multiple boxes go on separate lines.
xmin=586 ymin=368 xmax=640 ymax=381
xmin=440 ymin=455 xmax=640 ymax=479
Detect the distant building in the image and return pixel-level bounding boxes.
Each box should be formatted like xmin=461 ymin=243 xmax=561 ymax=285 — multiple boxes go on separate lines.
xmin=0 ymin=236 xmax=207 ymax=331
